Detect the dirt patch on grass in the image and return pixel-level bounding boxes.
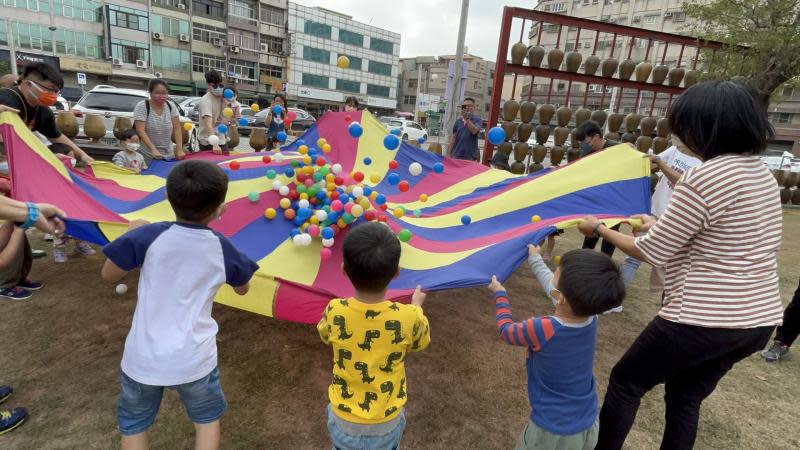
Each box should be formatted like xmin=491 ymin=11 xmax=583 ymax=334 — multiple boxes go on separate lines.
xmin=2 ymin=211 xmax=799 ymax=449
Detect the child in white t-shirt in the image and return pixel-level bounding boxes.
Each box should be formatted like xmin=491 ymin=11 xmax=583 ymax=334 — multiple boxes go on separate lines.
xmin=112 ymin=129 xmax=147 ymax=174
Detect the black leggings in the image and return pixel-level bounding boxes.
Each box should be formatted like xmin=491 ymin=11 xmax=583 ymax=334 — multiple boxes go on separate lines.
xmin=775 ymin=279 xmax=800 ymax=347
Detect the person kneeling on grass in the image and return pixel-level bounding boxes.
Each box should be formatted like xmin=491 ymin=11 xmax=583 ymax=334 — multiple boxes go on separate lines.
xmin=101 ymin=160 xmax=259 ymax=450
xmin=488 ymin=246 xmax=624 ymax=450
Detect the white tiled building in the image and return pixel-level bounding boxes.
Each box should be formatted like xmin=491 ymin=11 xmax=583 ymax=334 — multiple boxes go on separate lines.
xmin=286 ymin=3 xmax=400 ymax=116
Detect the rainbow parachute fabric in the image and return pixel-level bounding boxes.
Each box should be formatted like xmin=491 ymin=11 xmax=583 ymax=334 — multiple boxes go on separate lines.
xmin=3 ymin=111 xmax=650 ymax=324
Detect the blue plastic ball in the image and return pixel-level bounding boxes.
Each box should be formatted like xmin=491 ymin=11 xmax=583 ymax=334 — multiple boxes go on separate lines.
xmin=363 ymin=186 xmax=372 ymax=197
xmin=348 ymin=122 xmax=364 ymax=138
xmin=308 ymin=147 xmax=318 ymax=157
xmin=296 ymin=139 xmax=305 ymax=146
xmin=273 ymin=104 xmax=283 ymax=116
xmin=316 ymin=191 xmax=327 ymax=201
xmin=293 ymin=216 xmax=305 ymax=226
xmin=390 ymin=128 xmax=401 ymax=136
xmin=387 ymin=172 xmax=400 ymax=185
xmin=433 ymin=162 xmax=444 ymax=173
xmin=298 ymin=207 xmax=313 ymax=219
xmin=461 ymin=215 xmax=472 ymax=225
xmin=363 ymin=157 xmax=372 ymax=165
xmin=276 ymin=131 xmax=288 ymax=142
xmin=418 ymin=136 xmax=426 ymax=144
xmin=217 ymin=124 xmax=228 ymax=134
xmin=321 ymin=227 xmax=334 ymax=240
xmin=238 ymin=117 xmax=248 ymax=127
xmin=223 ymin=89 xmax=234 ymax=100
xmin=487 ymin=126 xmax=506 ymax=145
xmin=375 ymin=194 xmax=387 ymax=205
xmin=290 ymin=228 xmax=301 ymax=238
xmin=383 ymin=134 xmax=400 ymax=150
xmin=284 ymin=168 xmax=295 ymax=177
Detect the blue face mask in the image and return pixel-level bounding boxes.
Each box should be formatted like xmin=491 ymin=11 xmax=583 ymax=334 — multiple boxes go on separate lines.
xmin=579 ymin=143 xmax=593 ymax=154
xmin=0 ymin=161 xmax=7 ymax=173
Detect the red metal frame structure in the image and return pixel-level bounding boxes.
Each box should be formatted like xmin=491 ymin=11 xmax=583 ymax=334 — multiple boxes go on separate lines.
xmin=483 ymin=7 xmax=725 ymax=165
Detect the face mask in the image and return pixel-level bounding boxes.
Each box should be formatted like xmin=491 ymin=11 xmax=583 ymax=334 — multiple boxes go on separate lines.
xmin=151 ymin=94 xmax=168 ymax=104
xmin=126 ymin=143 xmax=140 ymax=152
xmin=29 ymin=81 xmax=58 ymax=106
xmin=211 ymin=87 xmax=224 ymax=96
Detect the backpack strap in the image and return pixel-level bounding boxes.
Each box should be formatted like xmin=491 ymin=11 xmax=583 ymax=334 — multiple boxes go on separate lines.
xmin=145 ymin=99 xmax=172 ymax=119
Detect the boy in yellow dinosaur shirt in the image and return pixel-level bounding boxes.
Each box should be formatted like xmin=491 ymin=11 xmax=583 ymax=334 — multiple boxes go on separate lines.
xmin=318 ymin=222 xmax=430 ymax=449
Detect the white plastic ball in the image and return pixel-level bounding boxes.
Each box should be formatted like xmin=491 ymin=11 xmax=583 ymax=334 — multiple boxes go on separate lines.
xmin=273 ymin=152 xmax=285 ymax=162
xmin=351 ymin=186 xmax=364 ymax=198
xmin=279 ymin=185 xmax=290 ymax=196
xmin=331 ymin=163 xmax=343 ymax=174
xmin=207 ymin=135 xmax=220 ymax=146
xmin=409 ymin=162 xmax=423 ymax=176
xmin=292 ymin=234 xmax=303 ymax=245
xmin=301 ymin=233 xmax=313 ymax=246
xmin=116 ymin=284 xmax=128 ymax=295
xmin=298 ymin=199 xmax=310 ymax=209
xmin=322 ymin=238 xmax=335 ymax=248
xmin=316 ymin=210 xmax=328 ymax=221
xmin=272 ymin=180 xmax=282 ymax=190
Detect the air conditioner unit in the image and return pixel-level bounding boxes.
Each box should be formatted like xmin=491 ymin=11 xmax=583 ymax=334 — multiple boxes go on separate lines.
xmin=136 ymin=59 xmax=148 ymax=69
xmin=260 ymin=43 xmax=269 ymax=52
xmin=664 ymin=12 xmax=673 ymax=18
xmin=177 ymin=2 xmax=186 ymax=9
xmin=154 ymin=72 xmax=163 ymax=78
xmin=212 ymin=38 xmax=223 ymax=47
xmin=179 ymin=34 xmax=190 ymax=43
xmin=632 ymin=16 xmax=641 ymax=22
xmin=152 ymin=32 xmax=162 ymax=41
xmin=229 ymin=45 xmax=240 ymax=54
xmin=112 ymin=58 xmax=123 ymax=66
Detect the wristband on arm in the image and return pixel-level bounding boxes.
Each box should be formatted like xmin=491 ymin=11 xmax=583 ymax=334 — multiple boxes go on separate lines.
xmin=15 ymin=202 xmax=39 ymax=229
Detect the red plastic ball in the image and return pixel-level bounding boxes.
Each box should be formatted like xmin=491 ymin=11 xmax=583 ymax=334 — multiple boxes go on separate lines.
xmin=334 ymin=176 xmax=344 ymax=185
xmin=353 ymin=171 xmax=365 ymax=182
xmin=364 ymin=210 xmax=376 ymax=221
xmin=304 ymin=178 xmax=314 ymax=187
xmin=310 ymin=198 xmax=318 ymax=205
xmin=262 ymin=155 xmax=271 ymax=164
xmin=229 ymin=161 xmax=240 ymax=170
xmin=296 ymin=173 xmax=307 ymax=183
xmin=377 ymin=214 xmax=387 ymax=222
xmin=284 ymin=209 xmax=296 ymax=219
xmin=316 ymin=157 xmax=326 ymax=166
xmin=331 ymin=224 xmax=340 ymax=236
xmin=388 ymin=160 xmax=399 ymax=170
xmin=289 ymin=190 xmax=299 ymax=200
xmin=344 ymin=114 xmax=352 ymax=122
xmin=330 ymin=191 xmax=340 ymax=200
xmin=380 ymin=204 xmax=388 ymax=211
xmin=398 ymin=181 xmax=410 ymax=192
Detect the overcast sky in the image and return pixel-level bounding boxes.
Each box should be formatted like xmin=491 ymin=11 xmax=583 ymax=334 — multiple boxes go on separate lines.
xmin=292 ymin=0 xmax=535 ymax=62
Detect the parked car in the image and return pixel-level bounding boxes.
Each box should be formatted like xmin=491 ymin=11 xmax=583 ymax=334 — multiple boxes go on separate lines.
xmin=237 ymin=107 xmax=257 ymax=136
xmin=252 ymin=107 xmax=316 ymax=132
xmin=71 ymin=86 xmax=196 ymax=150
xmin=176 ymin=96 xmax=202 ymax=122
xmin=50 ymin=96 xmax=70 ymax=112
xmin=387 ymin=119 xmax=427 ymax=142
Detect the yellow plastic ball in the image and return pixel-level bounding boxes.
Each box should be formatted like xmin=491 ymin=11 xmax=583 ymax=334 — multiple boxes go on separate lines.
xmin=369 ymin=191 xmax=379 ymax=200
xmin=419 ymin=194 xmax=428 ymax=202
xmin=393 ymin=207 xmax=405 ymax=218
xmin=298 ymin=145 xmax=308 ymax=155
xmin=337 ymin=55 xmax=350 ymax=69
xmin=370 ymin=174 xmax=381 ymax=183
xmin=337 ymin=219 xmax=347 ymax=229
xmin=182 ymin=122 xmax=193 ymax=131
xmin=264 ymin=208 xmax=276 ymax=219
xmin=326 ymin=183 xmax=336 ymax=191
xmin=554 ymin=255 xmax=561 ymax=265
xmin=301 ymin=222 xmax=309 ymax=231
xmin=250 ymin=103 xmax=260 ymax=112
xmin=303 ymin=156 xmax=312 ymax=165
xmin=223 ymin=107 xmax=233 ymax=118
xmin=317 ymin=138 xmax=327 ymax=148
xmin=531 ymin=215 xmax=541 ymax=223
xmin=309 ymin=216 xmax=320 ymax=225
xmin=326 ymin=174 xmax=335 ymax=182
xmin=279 ymin=198 xmax=291 ymax=209
xmin=351 ymin=204 xmax=364 ymax=217
xmin=359 ymin=198 xmax=371 ymax=209
xmin=322 ymin=143 xmax=332 ymax=153
xmin=299 ymin=193 xmax=309 ymax=200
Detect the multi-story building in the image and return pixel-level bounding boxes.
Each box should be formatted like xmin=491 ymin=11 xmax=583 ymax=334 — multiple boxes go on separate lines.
xmin=286 ymin=3 xmax=400 ymax=117
xmin=397 ymin=54 xmax=495 ymax=130
xmin=0 ymin=0 xmax=290 ymax=103
xmin=527 ymin=0 xmax=799 ymax=154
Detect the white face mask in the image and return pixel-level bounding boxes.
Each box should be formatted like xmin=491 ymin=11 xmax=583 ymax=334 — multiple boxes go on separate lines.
xmin=211 ymin=87 xmax=224 ymax=96
xmin=126 ymin=143 xmax=140 ymax=152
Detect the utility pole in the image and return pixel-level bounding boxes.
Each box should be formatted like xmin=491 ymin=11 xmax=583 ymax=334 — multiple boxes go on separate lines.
xmin=443 ymin=0 xmax=469 ymax=155
xmin=7 ymin=24 xmax=17 ymax=77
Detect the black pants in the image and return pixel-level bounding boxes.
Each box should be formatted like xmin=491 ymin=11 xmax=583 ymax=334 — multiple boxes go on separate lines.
xmin=596 ymin=316 xmax=773 ymax=450
xmin=775 ymin=279 xmax=800 ymax=347
xmin=583 ymin=224 xmax=621 ymax=257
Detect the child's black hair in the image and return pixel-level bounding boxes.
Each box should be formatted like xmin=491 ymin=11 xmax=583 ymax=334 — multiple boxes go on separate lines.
xmin=205 ymin=70 xmax=222 ymax=85
xmin=342 ymin=222 xmax=401 ymax=293
xmin=119 ymin=128 xmax=138 ymax=142
xmin=556 ymin=249 xmax=624 ymax=316
xmin=575 ymin=121 xmax=603 ymax=141
xmin=22 ymin=62 xmax=64 ymax=90
xmin=166 ymin=160 xmax=228 ymax=223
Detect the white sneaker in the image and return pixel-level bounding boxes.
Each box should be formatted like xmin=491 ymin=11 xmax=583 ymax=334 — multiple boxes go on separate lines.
xmin=602 ymin=306 xmax=624 ymax=315
xmin=76 ymin=241 xmax=96 ymax=256
xmin=53 ymin=247 xmax=67 ymax=263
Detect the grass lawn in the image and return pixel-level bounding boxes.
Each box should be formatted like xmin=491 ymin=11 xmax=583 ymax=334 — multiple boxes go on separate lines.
xmin=1 ymin=211 xmax=799 ymax=449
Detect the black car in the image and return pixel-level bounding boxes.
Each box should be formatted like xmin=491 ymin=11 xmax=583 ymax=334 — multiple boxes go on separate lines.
xmin=252 ymin=107 xmax=316 ymax=132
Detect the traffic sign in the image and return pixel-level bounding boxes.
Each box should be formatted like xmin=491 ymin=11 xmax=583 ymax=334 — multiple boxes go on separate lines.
xmin=77 ymin=72 xmax=87 ymax=85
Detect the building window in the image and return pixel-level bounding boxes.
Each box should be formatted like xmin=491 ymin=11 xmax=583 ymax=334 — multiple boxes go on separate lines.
xmin=783 ymin=87 xmax=795 ymax=98
xmin=7 ymin=0 xmax=50 ymax=13
xmin=260 ymin=5 xmax=285 ymax=25
xmin=193 ymin=22 xmax=226 ymax=45
xmin=367 ymin=84 xmax=390 ymax=97
xmin=151 ymin=14 xmax=189 ymax=37
xmin=152 ymin=0 xmax=186 ymax=7
xmin=260 ymin=64 xmax=282 ymax=79
xmin=303 ymin=46 xmax=330 ymax=64
xmin=473 ymin=80 xmax=479 ymax=89
xmin=403 ymin=95 xmax=416 ymax=105
xmin=336 ymin=79 xmax=360 ymax=93
xmin=643 ymin=15 xmax=658 ymax=24
xmin=672 ymin=12 xmax=687 ymax=23
xmin=338 ymin=54 xmax=362 ymax=70
xmin=228 ymin=29 xmax=258 ymax=51
xmin=192 ymin=52 xmax=226 ymax=73
xmin=543 ymin=24 xmax=559 ymax=33
xmin=152 ymin=46 xmax=190 ymax=71
xmin=407 ymin=79 xmax=417 ymax=89
xmin=369 ymin=37 xmax=393 ymax=55
xmin=302 ymin=73 xmax=329 ymax=89
xmin=228 ymin=59 xmax=257 ymax=81
xmin=192 ymin=0 xmax=224 ymax=18
xmin=229 ymin=0 xmax=256 ymax=26
xmin=368 ymin=60 xmax=392 ymax=76
xmin=304 ymin=20 xmax=331 ymax=39
xmin=0 ymin=21 xmax=7 ymax=46
xmin=111 ymin=38 xmax=149 ymax=63
xmin=770 ymin=113 xmax=793 ymax=124
xmin=565 ymin=43 xmax=575 ymax=51
xmin=259 ymin=35 xmax=284 ymax=54
xmin=51 ymin=0 xmax=102 ymax=22
xmin=339 ymin=29 xmax=363 ymax=47
xmin=11 ymin=21 xmax=52 ymax=52
xmin=108 ymin=5 xmax=148 ymax=32
xmin=55 ymin=28 xmax=103 ymax=58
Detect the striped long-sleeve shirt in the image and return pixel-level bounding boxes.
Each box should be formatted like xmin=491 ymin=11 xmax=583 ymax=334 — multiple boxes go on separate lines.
xmin=635 ymin=154 xmax=783 ymax=329
xmin=494 ymin=291 xmax=598 ymax=435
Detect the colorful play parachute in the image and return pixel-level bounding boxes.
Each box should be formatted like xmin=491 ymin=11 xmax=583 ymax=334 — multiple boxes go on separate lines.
xmin=3 ymin=111 xmax=650 ymax=324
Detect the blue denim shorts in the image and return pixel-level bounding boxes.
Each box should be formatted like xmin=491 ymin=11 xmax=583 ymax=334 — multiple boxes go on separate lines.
xmin=326 ymin=404 xmax=406 ymax=450
xmin=117 ymin=367 xmax=227 ymax=436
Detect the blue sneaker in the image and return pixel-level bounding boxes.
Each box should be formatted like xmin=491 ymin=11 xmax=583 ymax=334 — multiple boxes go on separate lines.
xmin=16 ymin=279 xmax=43 ymax=291
xmin=0 ymin=287 xmax=31 ymax=301
xmin=0 ymin=386 xmax=10 ymax=404
xmin=0 ymin=407 xmax=28 ymax=435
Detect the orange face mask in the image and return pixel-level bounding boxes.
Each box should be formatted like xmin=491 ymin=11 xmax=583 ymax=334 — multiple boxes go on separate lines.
xmin=28 ymin=81 xmax=58 ymax=106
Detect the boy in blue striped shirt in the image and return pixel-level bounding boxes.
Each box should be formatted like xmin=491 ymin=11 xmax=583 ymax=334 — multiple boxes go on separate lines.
xmin=488 ymin=245 xmax=624 ymax=450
